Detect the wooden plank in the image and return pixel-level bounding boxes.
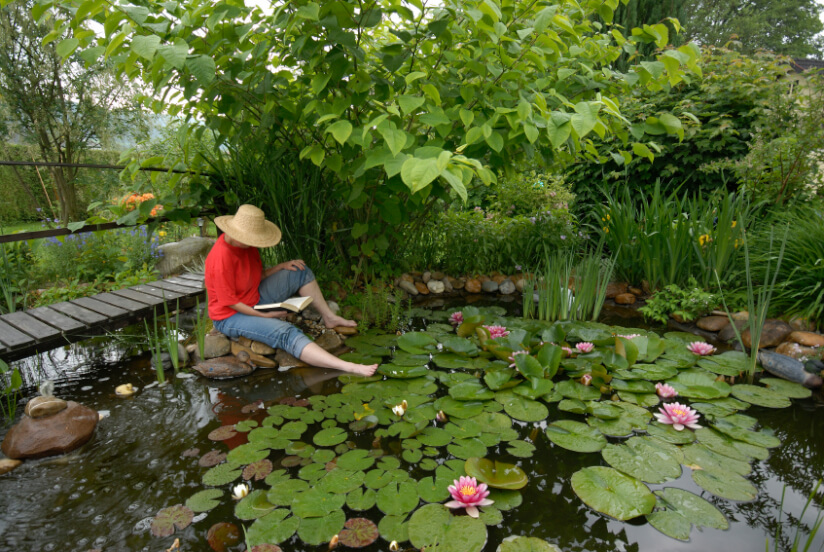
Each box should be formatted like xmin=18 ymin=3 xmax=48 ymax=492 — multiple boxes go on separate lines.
xmin=163 ymin=276 xmax=204 ymax=290
xmin=27 ymin=306 xmax=86 ymax=332
xmin=49 ymin=301 xmax=108 ymax=324
xmin=0 ymin=312 xmax=61 ymax=341
xmin=109 ymin=288 xmax=166 ymax=306
xmin=72 ymin=297 xmax=129 ymax=318
xmin=131 ymin=284 xmax=185 ymax=300
xmin=177 ymin=272 xmax=205 ymax=283
xmin=93 ymin=292 xmax=151 ymax=312
xmin=0 ymin=320 xmax=32 ymax=348
xmin=148 ymin=280 xmax=202 ymax=295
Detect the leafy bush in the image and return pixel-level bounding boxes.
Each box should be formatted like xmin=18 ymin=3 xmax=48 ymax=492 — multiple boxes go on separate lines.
xmin=0 ymin=240 xmax=35 ymax=313
xmin=461 ymin=171 xmax=574 ymax=218
xmin=639 ymin=278 xmax=720 ymax=324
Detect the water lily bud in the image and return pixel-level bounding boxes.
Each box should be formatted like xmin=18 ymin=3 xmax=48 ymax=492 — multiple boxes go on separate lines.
xmin=435 ymin=410 xmax=448 ymax=423
xmin=402 ymin=400 xmax=408 ymax=409
xmin=389 ymin=541 xmax=400 ymax=551
xmin=329 ymin=534 xmax=340 ymax=550
xmin=232 ymin=483 xmax=249 ymax=500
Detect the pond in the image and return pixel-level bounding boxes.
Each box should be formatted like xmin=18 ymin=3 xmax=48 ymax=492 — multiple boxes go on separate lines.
xmin=0 ymin=301 xmax=822 ymax=552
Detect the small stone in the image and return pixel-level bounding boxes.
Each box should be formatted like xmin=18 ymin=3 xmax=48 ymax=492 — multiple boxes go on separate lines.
xmin=427 ymin=280 xmax=445 ymax=294
xmin=448 ymin=277 xmax=465 ymax=290
xmin=398 ymin=280 xmax=419 ymax=296
xmin=400 ymin=273 xmax=414 ymax=283
xmin=696 ymin=316 xmax=730 ymax=332
xmin=0 ymin=458 xmax=22 ymax=475
xmin=441 ymin=277 xmax=453 ymax=293
xmin=514 ymin=278 xmax=526 ymax=293
xmin=605 ymin=282 xmax=628 ymax=299
xmin=465 ymin=279 xmax=482 ymax=293
xmin=231 ymin=342 xmax=277 ymax=368
xmin=614 ymin=293 xmax=636 ymax=305
xmin=301 ymin=306 xmax=322 ymax=322
xmin=327 ymin=301 xmax=341 ymax=315
xmin=628 ymin=287 xmax=643 ymax=297
xmin=499 ymin=279 xmax=516 ymax=295
xmin=479 ymin=275 xmax=490 ymax=283
xmin=788 ymin=316 xmax=816 ymax=332
xmin=193 ymin=355 xmax=256 ymax=379
xmin=315 ymin=331 xmax=344 ymax=352
xmin=422 ymin=271 xmax=431 ymax=284
xmin=482 ymin=280 xmax=499 ymax=293
xmin=787 ymin=331 xmax=824 ymax=348
xmin=414 ymin=282 xmax=429 ymax=295
xmin=742 ymin=319 xmax=793 ymax=349
xmin=731 ymin=311 xmax=749 ymax=321
xmin=274 ymin=350 xmax=308 ymax=369
xmin=251 ymin=341 xmax=276 ymax=355
xmin=431 ymin=271 xmax=445 ymax=280
xmin=333 ymin=326 xmax=358 ymax=336
xmin=1 ymin=401 xmax=99 ymax=460
xmin=776 ymin=342 xmax=820 ymax=360
xmin=203 ymin=334 xmax=231 ymax=359
xmin=24 ymin=396 xmax=67 ymax=418
xmin=718 ymin=319 xmax=748 ymax=342
xmin=492 ymin=274 xmax=508 ymax=285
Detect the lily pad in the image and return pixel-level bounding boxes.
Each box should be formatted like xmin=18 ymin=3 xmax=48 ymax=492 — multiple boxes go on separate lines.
xmin=339 ymin=517 xmax=380 ymax=548
xmin=571 ymin=466 xmax=656 ymax=521
xmin=692 ymin=469 xmax=757 ymax=501
xmin=645 ymin=422 xmax=696 ymax=445
xmin=499 ymin=394 xmax=549 ymax=422
xmin=227 ymin=443 xmax=268 ymax=465
xmin=760 ymin=377 xmax=812 ymax=399
xmin=297 ymin=509 xmax=346 ymax=546
xmin=697 ymin=351 xmax=749 ymax=376
xmin=378 ymin=363 xmax=430 ymax=379
xmin=336 ymin=449 xmax=376 ymax=471
xmin=546 ymin=420 xmax=607 ymax=453
xmin=207 ymin=522 xmax=241 ymax=552
xmin=198 ymin=450 xmax=227 ymax=467
xmin=601 ymin=437 xmax=683 ymax=484
xmin=435 ymin=397 xmax=486 ymax=419
xmin=397 ymin=331 xmax=438 ymax=354
xmin=693 ymin=427 xmax=754 ymax=462
xmin=556 ymin=380 xmax=602 ymax=401
xmin=313 ymin=427 xmax=348 ymax=447
xmin=497 ymin=536 xmax=562 ymax=552
xmin=417 ymin=476 xmax=450 ymax=502
xmin=419 ymin=426 xmax=453 ymax=447
xmin=202 ymin=462 xmax=242 ymax=486
xmin=243 ymin=459 xmax=274 ymax=481
xmin=682 ymin=443 xmax=751 ymax=476
xmin=449 ymin=379 xmax=495 ymax=401
xmin=376 ymin=481 xmax=419 ymax=516
xmin=291 ymin=488 xmax=346 ymax=518
xmin=488 ymin=489 xmax=523 ymax=511
xmin=408 ymin=503 xmax=488 ymax=552
xmin=447 ymin=438 xmax=488 ymax=459
xmin=465 ymin=457 xmax=528 ymax=490
xmin=347 ymin=487 xmax=377 ymax=511
xmin=587 ymin=417 xmax=634 ymax=437
xmin=267 ymin=478 xmax=310 ymax=506
xmin=711 ymin=419 xmax=781 ymax=448
xmin=647 ymin=488 xmax=729 ymax=541
xmin=319 ymin=469 xmax=366 ymax=494
xmin=246 ymin=510 xmax=298 ymax=546
xmin=185 ymin=489 xmax=223 ymax=513
xmin=506 ymin=440 xmax=536 ymax=458
xmin=616 ymin=391 xmax=660 ymax=407
xmin=151 ymin=504 xmax=194 ymax=537
xmin=235 ymin=490 xmax=276 ymax=520
xmin=378 ymin=514 xmax=409 ymax=543
xmin=208 ymin=425 xmax=237 ymax=441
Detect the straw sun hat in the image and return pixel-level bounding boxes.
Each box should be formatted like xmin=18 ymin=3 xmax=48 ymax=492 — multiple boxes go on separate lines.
xmin=214 ymin=205 xmax=282 ymax=248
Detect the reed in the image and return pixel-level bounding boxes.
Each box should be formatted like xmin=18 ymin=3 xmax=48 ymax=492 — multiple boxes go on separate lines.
xmin=162 ymin=300 xmax=181 ymax=374
xmin=0 ymin=359 xmax=22 ymax=425
xmin=769 ymin=480 xmax=823 ymax=552
xmin=192 ymin=297 xmax=210 ymax=359
xmin=145 ymin=317 xmax=166 ymax=384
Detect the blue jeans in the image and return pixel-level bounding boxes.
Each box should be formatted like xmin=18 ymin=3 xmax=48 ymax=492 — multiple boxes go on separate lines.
xmin=213 ymin=267 xmax=315 ymax=358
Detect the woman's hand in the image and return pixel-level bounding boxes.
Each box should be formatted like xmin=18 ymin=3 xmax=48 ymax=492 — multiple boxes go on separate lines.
xmin=260 ymin=310 xmax=289 ymax=319
xmin=276 ymin=259 xmax=306 ymax=272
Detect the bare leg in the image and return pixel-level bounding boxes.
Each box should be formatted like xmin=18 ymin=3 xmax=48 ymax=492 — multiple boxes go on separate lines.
xmin=299 ymin=342 xmax=377 ymax=376
xmin=299 ymin=279 xmax=357 ymax=329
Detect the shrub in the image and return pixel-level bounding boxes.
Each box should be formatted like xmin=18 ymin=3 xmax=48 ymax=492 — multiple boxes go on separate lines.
xmin=461 ymin=171 xmax=574 ymax=218
xmin=639 ymin=278 xmax=720 ymax=324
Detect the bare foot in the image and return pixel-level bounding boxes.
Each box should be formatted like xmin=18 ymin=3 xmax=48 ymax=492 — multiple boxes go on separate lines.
xmin=324 ymin=314 xmax=357 ymax=329
xmin=345 ymin=362 xmax=378 ymax=376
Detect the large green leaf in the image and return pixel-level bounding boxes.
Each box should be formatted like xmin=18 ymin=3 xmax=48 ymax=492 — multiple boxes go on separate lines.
xmin=376 ymin=481 xmax=419 ymax=516
xmin=464 ymin=457 xmax=528 ymax=490
xmin=546 ymin=420 xmax=607 ymax=453
xmin=731 ymin=384 xmax=791 ymax=408
xmin=245 ymin=509 xmax=299 ymax=546
xmin=692 ymin=469 xmax=757 ymax=501
xmin=601 ymin=437 xmax=683 ymax=484
xmin=497 ymin=536 xmax=562 ymax=552
xmin=647 ymin=488 xmax=728 ymax=541
xmin=298 ymin=509 xmax=346 ymax=546
xmin=397 ymin=332 xmax=438 ymax=354
xmin=571 ymin=466 xmax=656 ymax=520
xmin=408 ymin=503 xmax=488 ymax=552
xmin=291 ymin=488 xmax=346 ymax=518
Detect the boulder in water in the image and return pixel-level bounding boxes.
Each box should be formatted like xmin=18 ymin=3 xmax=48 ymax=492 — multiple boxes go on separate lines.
xmin=1 ymin=401 xmax=99 ymax=459
xmin=23 ymin=396 xmax=67 ymax=418
xmin=156 ymin=237 xmax=215 ymax=277
xmin=193 ymin=355 xmax=256 ymax=379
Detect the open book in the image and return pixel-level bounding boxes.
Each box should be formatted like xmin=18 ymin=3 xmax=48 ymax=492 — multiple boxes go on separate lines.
xmin=254 ymin=296 xmax=313 ymax=313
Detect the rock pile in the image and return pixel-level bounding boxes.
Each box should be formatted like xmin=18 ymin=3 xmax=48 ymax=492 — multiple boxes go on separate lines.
xmin=396 ymin=271 xmax=530 ymax=297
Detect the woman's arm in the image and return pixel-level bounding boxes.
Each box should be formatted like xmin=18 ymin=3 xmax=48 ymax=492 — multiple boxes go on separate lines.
xmin=229 ymin=302 xmax=288 ymax=319
xmin=263 ymin=259 xmax=307 ymax=278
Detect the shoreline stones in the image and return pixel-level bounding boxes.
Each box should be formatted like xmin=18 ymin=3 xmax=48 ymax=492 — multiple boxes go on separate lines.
xmin=0 ymin=458 xmax=22 ymax=475
xmin=1 ymin=401 xmax=99 ymax=460
xmin=193 ymin=354 xmax=256 ymax=379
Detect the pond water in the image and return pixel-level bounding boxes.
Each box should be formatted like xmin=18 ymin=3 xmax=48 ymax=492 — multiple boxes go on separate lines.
xmin=0 ymin=302 xmax=822 ymax=552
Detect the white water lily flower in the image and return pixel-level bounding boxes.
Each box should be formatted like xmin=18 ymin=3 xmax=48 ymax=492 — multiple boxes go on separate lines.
xmin=232 ymin=483 xmax=249 ymax=500
xmin=392 ymin=403 xmax=406 ymax=417
xmin=389 ymin=541 xmax=400 ymax=551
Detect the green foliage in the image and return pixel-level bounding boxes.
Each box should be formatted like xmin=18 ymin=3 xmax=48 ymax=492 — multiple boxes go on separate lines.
xmin=639 ymin=278 xmax=720 ymax=324
xmin=0 ymin=240 xmax=35 ymax=313
xmin=0 ymin=358 xmax=22 ymax=425
xmin=49 ymin=0 xmax=700 ymax=267
xmin=345 ymin=284 xmax=410 ymax=333
xmin=461 ymin=171 xmax=574 ymax=218
xmin=568 ymin=47 xmax=794 ymax=209
xmin=592 ymin=183 xmax=748 ymax=290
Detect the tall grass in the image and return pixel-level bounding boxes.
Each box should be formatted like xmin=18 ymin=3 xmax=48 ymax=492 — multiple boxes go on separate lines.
xmin=594 ymin=182 xmax=749 ymax=290
xmin=524 ymin=248 xmax=615 ymax=323
xmin=0 ymin=359 xmax=23 ymax=424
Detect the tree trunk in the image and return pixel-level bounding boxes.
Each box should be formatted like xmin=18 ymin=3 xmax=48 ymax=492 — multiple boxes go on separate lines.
xmin=50 ymin=166 xmax=79 ymax=222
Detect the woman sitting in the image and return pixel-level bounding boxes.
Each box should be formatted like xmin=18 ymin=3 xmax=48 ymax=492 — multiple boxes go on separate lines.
xmin=204 ymin=204 xmax=377 ymax=376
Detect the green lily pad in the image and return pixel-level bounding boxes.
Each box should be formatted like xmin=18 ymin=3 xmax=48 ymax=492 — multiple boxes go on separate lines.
xmin=586 ymin=402 xmax=623 ymax=420
xmin=319 ymin=469 xmax=366 ymax=494
xmin=571 ymin=466 xmax=656 ymax=521
xmin=445 ymin=419 xmax=483 ymax=439
xmin=339 ymin=517 xmax=380 ymax=548
xmin=376 ymin=481 xmax=419 ymax=516
xmin=345 ymin=488 xmax=377 ymax=516
xmin=556 ymin=380 xmax=602 ymax=401
xmin=378 ymin=514 xmax=409 ymax=543
xmin=614 ymin=364 xmax=677 ymax=381
xmin=340 ymin=352 xmax=384 ymax=365
xmin=397 ymin=332 xmax=438 ymax=354
xmin=365 ymin=469 xmax=392 ymax=489
xmin=151 ymin=504 xmax=194 ymax=537
xmin=418 ymin=427 xmax=453 ymax=447
xmin=297 ymin=509 xmax=345 ymax=546
xmin=732 ymin=383 xmax=791 ymax=408
xmin=647 ymin=488 xmax=729 ymax=541
xmin=760 ymin=377 xmax=812 ymax=399
xmin=440 ymin=335 xmax=480 ymax=355
xmin=485 ymin=368 xmax=517 ymax=390
xmin=378 ymin=363 xmax=430 ymax=379
xmin=682 ymin=443 xmax=751 ymax=476
xmin=497 ymin=536 xmax=562 ymax=552
xmin=449 ymin=379 xmax=495 ymax=401
xmin=587 ymin=417 xmax=634 ymax=437
xmin=558 ymin=398 xmax=587 ymax=415
xmin=512 ymin=379 xmax=555 ymax=399
xmin=408 ymin=503 xmax=488 ymax=552
xmin=435 ymin=397 xmax=486 ymax=419
xmin=392 ymin=353 xmax=432 ymax=366
xmin=711 ymin=418 xmax=781 ymax=448
xmin=499 ymin=394 xmax=549 ymax=422
xmin=279 ymin=421 xmax=308 ymax=439
xmin=616 ymin=391 xmax=660 ymax=407
xmin=611 ymin=379 xmax=656 ymax=393
xmin=202 ymin=462 xmax=242 ymax=486
xmin=267 ymin=478 xmax=309 ymax=506
xmin=669 ymin=369 xmax=731 ymax=399
xmin=313 ymin=427 xmax=348 ymax=447
xmin=417 ymin=476 xmax=450 ymax=502
xmin=465 ymin=457 xmax=528 ymax=490
xmin=235 ymin=490 xmax=276 ymax=520
xmin=692 ymin=469 xmax=757 ymax=501
xmin=601 ymin=437 xmax=683 ymax=484
xmin=336 ymin=449 xmax=375 ymax=471
xmin=694 ymin=427 xmax=755 ymax=463
xmin=479 ymin=505 xmax=504 ymax=526
xmin=506 ymin=440 xmax=536 ymax=458
xmin=291 ymin=488 xmax=346 ymax=518
xmin=447 ymin=437 xmax=488 ymax=459
xmin=697 ymin=350 xmax=749 ymax=376
xmin=185 ymin=489 xmax=223 ymax=513
xmin=246 ymin=510 xmax=298 ymax=546
xmin=645 ymin=422 xmax=697 ymax=445
xmin=227 ymin=443 xmax=269 ymax=465
xmin=546 ymin=420 xmax=607 ymax=453
xmin=488 ymin=488 xmax=523 ymax=511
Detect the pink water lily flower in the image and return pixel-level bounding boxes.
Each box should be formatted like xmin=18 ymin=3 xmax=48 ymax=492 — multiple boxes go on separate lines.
xmin=561 ymin=346 xmax=575 ymax=356
xmin=581 ymin=373 xmax=593 ymax=386
xmin=654 ymin=402 xmax=702 ymax=431
xmin=655 ymin=383 xmax=678 ymax=398
xmin=445 ymin=476 xmax=494 ymax=518
xmin=576 ymin=342 xmax=594 ymax=354
xmin=687 ymin=342 xmax=716 ymax=356
xmin=450 ymin=311 xmax=463 ymax=326
xmin=508 ymin=350 xmax=530 ymax=368
xmin=483 ymin=325 xmax=510 ymax=339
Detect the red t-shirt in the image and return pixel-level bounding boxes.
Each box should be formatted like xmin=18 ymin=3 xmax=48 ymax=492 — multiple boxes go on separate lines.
xmin=205 ymin=234 xmax=263 ymax=320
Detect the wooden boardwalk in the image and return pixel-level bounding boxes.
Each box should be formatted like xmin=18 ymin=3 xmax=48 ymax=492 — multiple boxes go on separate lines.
xmin=0 ymin=273 xmax=206 ymax=362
